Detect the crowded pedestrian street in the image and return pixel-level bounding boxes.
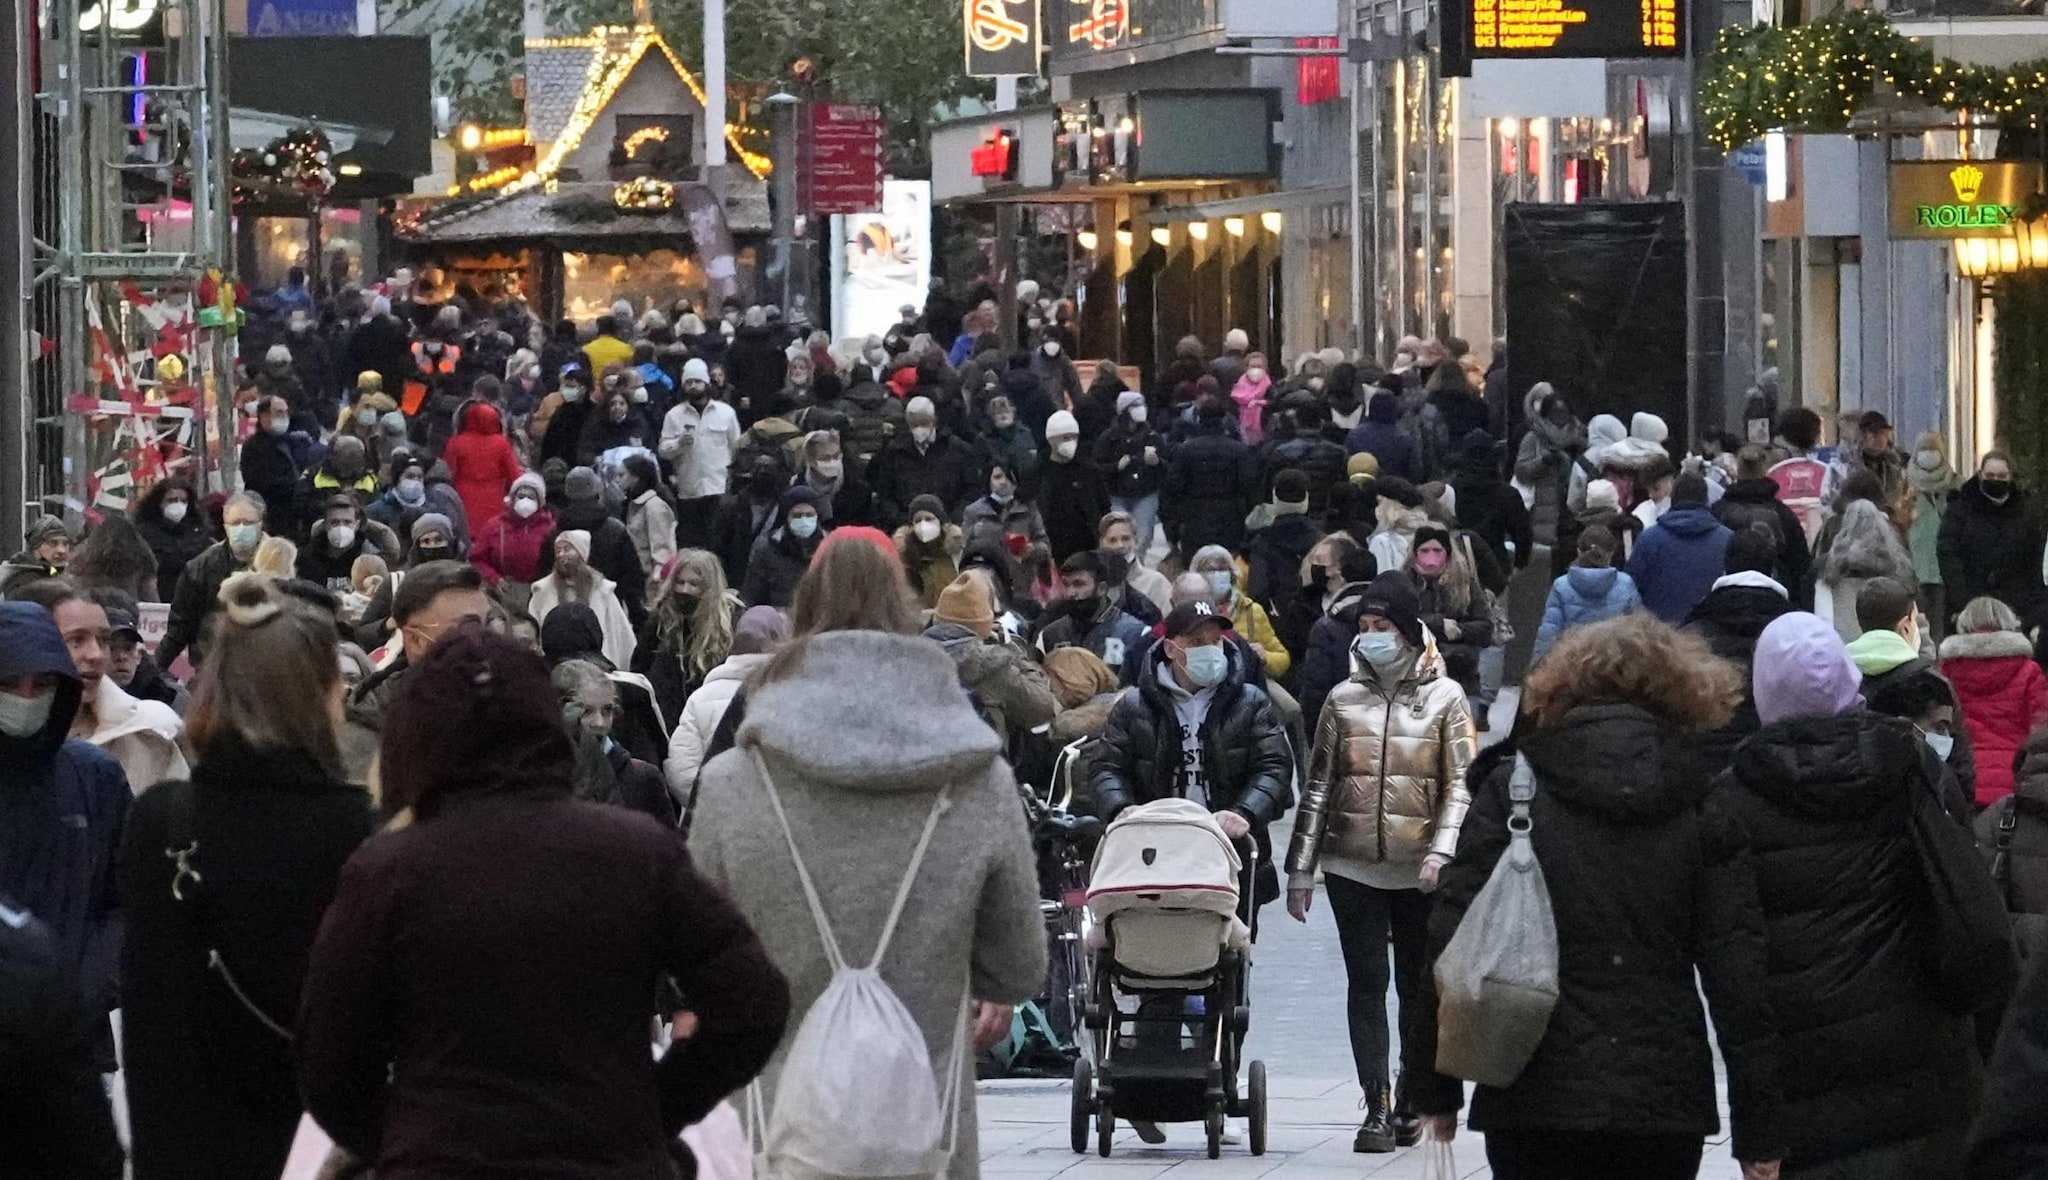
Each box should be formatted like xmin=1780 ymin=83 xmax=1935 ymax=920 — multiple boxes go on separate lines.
xmin=12 ymin=0 xmax=2048 ymax=1179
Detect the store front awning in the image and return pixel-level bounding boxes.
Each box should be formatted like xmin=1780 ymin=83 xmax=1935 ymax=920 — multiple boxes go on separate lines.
xmin=1147 ymin=185 xmax=1348 ymax=223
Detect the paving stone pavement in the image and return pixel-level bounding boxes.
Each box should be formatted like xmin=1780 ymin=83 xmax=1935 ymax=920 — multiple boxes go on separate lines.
xmin=976 ymin=689 xmax=1746 ymax=1179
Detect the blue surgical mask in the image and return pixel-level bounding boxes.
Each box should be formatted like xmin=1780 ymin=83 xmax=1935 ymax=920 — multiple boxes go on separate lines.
xmin=1180 ymin=643 xmax=1228 ymax=688
xmin=227 ymin=523 xmax=262 ymax=555
xmin=1352 ymin=631 xmax=1405 ymax=669
xmin=788 ymin=515 xmax=819 ymax=539
xmin=1204 ymin=570 xmax=1234 ymax=599
xmin=1924 ymin=730 xmax=1956 ymax=762
xmin=0 ymin=689 xmax=55 ymax=739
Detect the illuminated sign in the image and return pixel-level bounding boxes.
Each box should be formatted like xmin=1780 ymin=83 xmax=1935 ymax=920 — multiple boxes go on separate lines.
xmin=1890 ymin=160 xmax=2044 ymax=240
xmin=1464 ymin=0 xmax=1682 ymax=60
xmin=964 ymin=0 xmax=1042 ymax=76
xmin=1050 ymin=0 xmax=1220 ymax=63
xmin=971 ymin=129 xmax=1019 ymax=179
xmin=81 ymin=0 xmax=159 ymax=32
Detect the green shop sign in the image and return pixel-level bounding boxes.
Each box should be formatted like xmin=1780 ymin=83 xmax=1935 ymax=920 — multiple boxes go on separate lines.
xmin=1890 ymin=160 xmax=2043 ymax=240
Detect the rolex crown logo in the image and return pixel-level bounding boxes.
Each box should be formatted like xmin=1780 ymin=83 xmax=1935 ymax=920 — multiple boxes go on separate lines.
xmin=1951 ymin=163 xmax=1984 ymax=203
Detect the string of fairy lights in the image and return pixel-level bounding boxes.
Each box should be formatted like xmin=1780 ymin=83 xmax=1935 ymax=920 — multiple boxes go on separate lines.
xmin=1699 ymin=8 xmax=2048 ymax=154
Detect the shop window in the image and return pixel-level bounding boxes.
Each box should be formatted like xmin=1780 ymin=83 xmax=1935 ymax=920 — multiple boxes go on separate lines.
xmin=562 ymin=248 xmax=709 ymax=323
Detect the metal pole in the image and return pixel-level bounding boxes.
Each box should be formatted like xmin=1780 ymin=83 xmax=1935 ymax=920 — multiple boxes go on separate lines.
xmin=58 ymin=0 xmax=89 ymax=520
xmin=0 ymin=0 xmax=29 ymax=539
xmin=205 ymin=0 xmax=238 ymax=488
xmin=993 ymin=77 xmax=1019 ymax=352
xmin=703 ymin=0 xmax=726 ymax=168
xmin=767 ymin=95 xmax=798 ymax=313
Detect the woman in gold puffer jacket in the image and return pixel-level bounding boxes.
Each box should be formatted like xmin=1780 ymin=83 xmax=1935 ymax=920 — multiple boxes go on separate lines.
xmin=1283 ymin=571 xmax=1477 ymax=1155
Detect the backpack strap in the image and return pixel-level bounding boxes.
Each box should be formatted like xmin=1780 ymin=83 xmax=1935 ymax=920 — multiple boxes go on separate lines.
xmin=1994 ymin=794 xmax=2021 ymax=907
xmin=749 ymin=747 xmax=955 ymax=972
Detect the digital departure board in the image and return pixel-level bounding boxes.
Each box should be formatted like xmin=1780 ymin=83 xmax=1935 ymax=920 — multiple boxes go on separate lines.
xmin=1467 ymin=0 xmax=1682 ymax=59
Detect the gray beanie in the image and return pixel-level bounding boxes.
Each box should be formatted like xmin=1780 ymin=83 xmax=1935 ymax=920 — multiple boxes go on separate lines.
xmin=410 ymin=512 xmax=455 ymax=543
xmin=565 ymin=465 xmax=604 ymax=502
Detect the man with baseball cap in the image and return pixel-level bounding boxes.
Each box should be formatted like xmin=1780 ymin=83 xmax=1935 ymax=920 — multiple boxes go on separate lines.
xmin=1091 ymin=598 xmax=1292 ymax=1142
xmin=1094 ymin=599 xmax=1292 ymax=877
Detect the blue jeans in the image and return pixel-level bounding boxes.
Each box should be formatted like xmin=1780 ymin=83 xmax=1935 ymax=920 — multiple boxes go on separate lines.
xmin=1113 ymin=492 xmax=1161 ymax=566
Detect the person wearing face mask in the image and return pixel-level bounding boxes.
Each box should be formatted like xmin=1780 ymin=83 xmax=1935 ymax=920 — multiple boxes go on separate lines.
xmin=575 ymin=369 xmax=653 ymax=464
xmin=618 ymin=453 xmax=679 ymax=576
xmin=349 ymin=514 xmax=464 ymax=648
xmin=529 ymin=531 xmax=637 ymax=670
xmin=1402 ymin=525 xmax=1493 ymax=713
xmin=892 ymin=495 xmax=966 ymax=607
xmin=1284 ymin=571 xmax=1472 ymax=1153
xmin=1098 ymin=511 xmax=1173 ymax=616
xmin=740 ymin=488 xmax=828 ymax=611
xmin=334 ymin=372 xmax=397 ymax=449
xmin=1938 ymin=451 xmax=2046 ymax=632
xmin=295 ymin=433 xmax=379 ymax=542
xmin=1847 ymin=577 xmax=1975 ymax=803
xmin=1035 ymin=410 xmax=1110 ymax=564
xmin=533 ymin=364 xmax=598 ymax=468
xmin=1095 ymin=389 xmax=1166 ymax=563
xmin=1071 ymin=359 xmax=1127 ymax=445
xmin=237 ymin=395 xmax=305 ymax=536
xmin=472 ymin=471 xmax=557 ymax=593
xmin=295 ymin=494 xmax=381 ymax=596
xmin=870 ymin=397 xmax=978 ymax=531
xmin=0 ymin=601 xmax=132 ymax=1074
xmin=1094 ymin=599 xmax=1291 ymax=922
xmin=796 ymin=428 xmax=875 ymax=529
xmin=1030 ymin=330 xmax=1082 ymax=409
xmin=1189 ymin=544 xmax=1290 ymax=679
xmin=1229 ymin=351 xmax=1275 ymax=446
xmin=160 ymin=491 xmax=269 ymax=670
xmin=1320 ymin=363 xmax=1368 ymax=443
xmin=366 ymin=454 xmax=434 ymax=543
xmin=660 ymin=358 xmax=744 ymax=550
xmin=133 ymin=478 xmax=212 ymax=602
xmin=973 ymin=395 xmax=1038 ymax=491
xmin=1035 ymin=550 xmax=1153 ymax=685
xmin=710 ymin=454 xmax=794 ymax=589
xmin=963 ymin=462 xmax=1048 ymax=548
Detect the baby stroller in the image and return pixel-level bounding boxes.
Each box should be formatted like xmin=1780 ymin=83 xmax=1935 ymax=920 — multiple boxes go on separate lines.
xmin=1071 ymin=798 xmax=1268 ymax=1159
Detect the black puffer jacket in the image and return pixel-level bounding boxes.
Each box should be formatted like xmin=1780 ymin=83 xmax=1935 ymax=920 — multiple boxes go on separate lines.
xmin=1405 ymin=708 xmax=1781 ymax=1160
xmin=1094 ymin=419 xmax=1165 ymax=500
xmin=0 ymin=893 xmax=122 ymax=1180
xmin=1680 ymin=581 xmax=1794 ymax=776
xmin=1092 ymin=644 xmax=1293 ymax=902
xmin=1712 ymin=713 xmax=1978 ymax=1173
xmin=1975 ymin=726 xmax=2048 ymax=960
xmin=1263 ymin=433 xmax=1348 ymax=517
xmin=1161 ymin=423 xmax=1260 ymax=559
xmin=1449 ymin=465 xmax=1532 ymax=581
xmin=1940 ymin=479 xmax=2047 ymax=624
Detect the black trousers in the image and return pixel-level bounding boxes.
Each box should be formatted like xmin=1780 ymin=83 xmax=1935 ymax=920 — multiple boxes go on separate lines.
xmin=1484 ymin=1130 xmax=1703 ymax=1179
xmin=1323 ymin=874 xmax=1431 ymax=1094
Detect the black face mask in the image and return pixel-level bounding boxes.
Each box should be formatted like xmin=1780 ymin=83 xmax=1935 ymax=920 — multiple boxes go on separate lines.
xmin=750 ymin=471 xmax=781 ymax=496
xmin=1307 ymin=566 xmax=1330 ymax=591
xmin=414 ymin=545 xmax=453 ymax=563
xmin=1982 ymin=478 xmax=2013 ymax=501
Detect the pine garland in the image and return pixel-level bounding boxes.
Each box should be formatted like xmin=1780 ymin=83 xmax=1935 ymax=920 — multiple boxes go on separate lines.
xmin=1699 ymin=8 xmax=2048 ymax=153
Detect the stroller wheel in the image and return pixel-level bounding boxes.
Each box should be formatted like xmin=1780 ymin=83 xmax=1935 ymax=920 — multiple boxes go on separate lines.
xmin=1096 ymin=1101 xmax=1114 ymax=1158
xmin=1204 ymin=1106 xmax=1223 ymax=1159
xmin=1070 ymin=1059 xmax=1093 ymax=1154
xmin=1248 ymin=1060 xmax=1269 ymax=1157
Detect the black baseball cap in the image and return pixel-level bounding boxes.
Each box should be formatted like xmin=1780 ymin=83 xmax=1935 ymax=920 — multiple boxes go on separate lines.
xmin=104 ymin=605 xmax=142 ymax=642
xmin=1163 ymin=601 xmax=1235 ymax=640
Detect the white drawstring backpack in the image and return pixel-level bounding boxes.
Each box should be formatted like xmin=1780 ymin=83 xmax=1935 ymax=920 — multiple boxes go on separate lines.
xmin=747 ymin=749 xmax=970 ymax=1180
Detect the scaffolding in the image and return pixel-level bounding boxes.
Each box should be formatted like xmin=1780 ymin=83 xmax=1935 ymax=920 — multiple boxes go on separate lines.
xmin=24 ymin=0 xmax=237 ymax=529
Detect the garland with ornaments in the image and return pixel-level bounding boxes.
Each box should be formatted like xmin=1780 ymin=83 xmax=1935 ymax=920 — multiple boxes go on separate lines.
xmin=1699 ymin=8 xmax=2048 ymax=153
xmin=229 ymin=125 xmax=337 ymax=205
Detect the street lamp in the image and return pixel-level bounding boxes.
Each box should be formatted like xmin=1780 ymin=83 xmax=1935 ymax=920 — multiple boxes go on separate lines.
xmin=766 ymin=92 xmax=803 ymax=317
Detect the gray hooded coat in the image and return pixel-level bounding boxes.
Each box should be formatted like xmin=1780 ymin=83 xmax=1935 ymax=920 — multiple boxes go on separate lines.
xmin=689 ymin=630 xmax=1047 ymax=1179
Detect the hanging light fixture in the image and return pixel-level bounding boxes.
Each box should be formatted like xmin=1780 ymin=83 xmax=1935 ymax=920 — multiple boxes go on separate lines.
xmin=1151 ymin=225 xmax=1171 ymax=247
xmin=1188 ymin=220 xmax=1210 ymax=241
xmin=1957 ymin=237 xmax=1989 ymax=278
xmin=1115 ymin=220 xmax=1133 ymax=248
xmin=1077 ymin=229 xmax=1099 ymax=251
xmin=1260 ymin=210 xmax=1283 ymax=234
xmin=1224 ymin=216 xmax=1246 ymax=237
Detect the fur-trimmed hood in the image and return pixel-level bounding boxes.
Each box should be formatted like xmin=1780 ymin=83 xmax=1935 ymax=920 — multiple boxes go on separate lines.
xmin=1939 ymin=629 xmax=2036 ymax=662
xmin=1602 ymin=435 xmax=1670 ymax=472
xmin=1819 ymin=508 xmax=1913 ymax=583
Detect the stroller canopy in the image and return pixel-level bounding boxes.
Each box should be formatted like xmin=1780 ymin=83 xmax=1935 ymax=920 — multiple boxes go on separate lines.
xmin=1086 ymin=798 xmax=1244 ymax=924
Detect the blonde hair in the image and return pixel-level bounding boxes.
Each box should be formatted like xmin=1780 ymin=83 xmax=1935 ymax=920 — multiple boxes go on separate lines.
xmin=649 ymin=548 xmax=738 ymax=679
xmin=764 ymin=532 xmax=922 ymax=682
xmin=251 ymin=535 xmax=297 ymax=578
xmin=1522 ymin=613 xmax=1742 ymax=733
xmin=1957 ymin=595 xmax=2024 ymax=635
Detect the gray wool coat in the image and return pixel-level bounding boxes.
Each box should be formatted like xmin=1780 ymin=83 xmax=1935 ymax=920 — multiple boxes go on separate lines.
xmin=689 ymin=629 xmax=1048 ymax=1179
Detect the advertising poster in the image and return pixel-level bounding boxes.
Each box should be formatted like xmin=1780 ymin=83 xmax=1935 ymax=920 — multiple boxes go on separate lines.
xmin=833 ymin=179 xmax=932 ymax=343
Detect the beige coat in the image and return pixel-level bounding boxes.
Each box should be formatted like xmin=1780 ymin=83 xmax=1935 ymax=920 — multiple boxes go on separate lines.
xmin=1286 ymin=635 xmax=1475 ymax=877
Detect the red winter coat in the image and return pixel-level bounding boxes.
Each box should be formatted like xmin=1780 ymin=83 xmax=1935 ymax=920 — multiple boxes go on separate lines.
xmin=471 ymin=505 xmax=557 ymax=585
xmin=441 ymin=402 xmax=523 ymax=532
xmin=1940 ymin=628 xmax=2048 ymax=807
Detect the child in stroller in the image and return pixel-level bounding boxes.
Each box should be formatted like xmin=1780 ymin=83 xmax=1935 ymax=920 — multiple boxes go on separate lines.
xmin=1073 ymin=798 xmax=1269 ymax=1158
